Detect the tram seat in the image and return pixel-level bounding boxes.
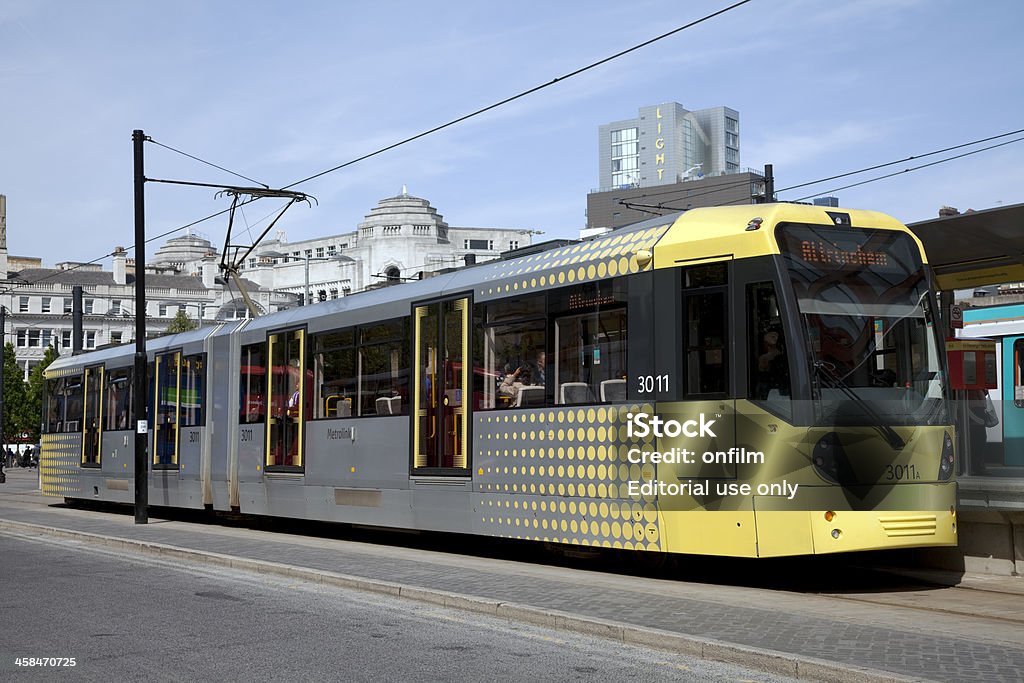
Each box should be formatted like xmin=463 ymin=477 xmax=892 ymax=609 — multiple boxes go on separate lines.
xmin=325 ymin=396 xmax=351 ymax=417
xmin=560 ymin=382 xmax=594 ymax=405
xmin=516 ymin=385 xmax=545 ymax=407
xmin=600 ymin=379 xmax=627 ymax=402
xmin=375 ymin=396 xmax=401 ymax=415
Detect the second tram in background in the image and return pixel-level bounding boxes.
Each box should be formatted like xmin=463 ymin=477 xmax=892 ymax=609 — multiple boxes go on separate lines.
xmin=40 ymin=203 xmax=957 ymax=557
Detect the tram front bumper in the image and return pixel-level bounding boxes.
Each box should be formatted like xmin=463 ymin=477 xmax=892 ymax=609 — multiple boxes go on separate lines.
xmin=752 ymin=482 xmax=958 ymax=556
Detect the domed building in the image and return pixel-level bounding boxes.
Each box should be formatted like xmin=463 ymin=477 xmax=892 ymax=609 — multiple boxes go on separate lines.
xmin=241 ymin=188 xmax=536 ymax=304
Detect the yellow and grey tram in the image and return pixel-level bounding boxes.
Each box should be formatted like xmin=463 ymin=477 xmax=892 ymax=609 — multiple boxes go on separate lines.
xmin=40 ymin=203 xmax=957 ymax=557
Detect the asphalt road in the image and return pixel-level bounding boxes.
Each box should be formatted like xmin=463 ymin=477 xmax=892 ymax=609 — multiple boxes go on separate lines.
xmin=0 ymin=532 xmax=798 ymax=682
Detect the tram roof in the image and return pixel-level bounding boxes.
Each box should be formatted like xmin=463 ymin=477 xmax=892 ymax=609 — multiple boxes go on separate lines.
xmin=907 ymin=202 xmax=1024 ymax=291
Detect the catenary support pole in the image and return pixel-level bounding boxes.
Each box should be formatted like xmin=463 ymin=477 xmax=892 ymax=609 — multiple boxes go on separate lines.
xmin=133 ymin=129 xmax=149 ymax=524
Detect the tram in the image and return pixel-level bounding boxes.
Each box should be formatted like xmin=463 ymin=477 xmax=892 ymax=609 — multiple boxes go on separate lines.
xmin=958 ymin=303 xmax=1024 ymax=471
xmin=40 ymin=203 xmax=957 ymax=557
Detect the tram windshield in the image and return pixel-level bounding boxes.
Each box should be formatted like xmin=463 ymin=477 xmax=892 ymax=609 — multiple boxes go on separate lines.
xmin=777 ymin=223 xmax=949 ymax=426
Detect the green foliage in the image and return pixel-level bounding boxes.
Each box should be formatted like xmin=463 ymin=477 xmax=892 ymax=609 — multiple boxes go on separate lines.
xmin=2 ymin=341 xmax=30 ymax=443
xmin=25 ymin=344 xmax=60 ymax=443
xmin=166 ymin=309 xmax=198 ymax=334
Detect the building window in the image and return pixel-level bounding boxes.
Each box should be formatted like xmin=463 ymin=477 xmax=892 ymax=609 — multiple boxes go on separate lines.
xmin=248 ymin=258 xmax=256 ymax=269
xmin=42 ymin=330 xmax=52 ymax=348
xmin=16 ymin=330 xmax=27 ymax=347
xmin=467 ymin=239 xmax=491 ymax=251
xmin=61 ymin=331 xmax=72 ymax=348
xmin=41 ymin=297 xmax=51 ymax=313
xmin=610 ymin=127 xmax=639 ymax=188
xmin=327 ymin=245 xmax=336 ymax=255
xmin=18 ymin=296 xmax=29 ymax=313
xmin=111 ymin=332 xmax=123 ymax=345
xmin=726 ymin=117 xmax=739 ymax=133
xmin=509 ymin=240 xmax=519 ymax=251
xmin=63 ymin=298 xmax=72 ymax=314
xmin=305 ymin=249 xmax=312 ymax=257
xmin=316 ymin=247 xmax=325 ymax=258
xmin=111 ymin=300 xmax=121 ymax=315
xmin=159 ymin=304 xmax=168 ymax=316
xmin=85 ymin=331 xmax=96 ymax=349
xmin=330 ymin=289 xmax=339 ymax=300
xmin=84 ymin=299 xmax=94 ymax=315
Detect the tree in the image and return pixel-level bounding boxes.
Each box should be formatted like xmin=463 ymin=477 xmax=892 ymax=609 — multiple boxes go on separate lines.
xmin=166 ymin=309 xmax=198 ymax=334
xmin=2 ymin=341 xmax=29 ymax=444
xmin=26 ymin=344 xmax=60 ymax=443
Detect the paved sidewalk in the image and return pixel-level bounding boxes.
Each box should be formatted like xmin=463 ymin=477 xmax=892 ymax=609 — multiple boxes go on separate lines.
xmin=1 ymin=474 xmax=1022 ymax=682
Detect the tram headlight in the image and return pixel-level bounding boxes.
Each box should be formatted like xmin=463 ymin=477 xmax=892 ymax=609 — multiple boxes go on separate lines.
xmin=938 ymin=431 xmax=954 ymax=481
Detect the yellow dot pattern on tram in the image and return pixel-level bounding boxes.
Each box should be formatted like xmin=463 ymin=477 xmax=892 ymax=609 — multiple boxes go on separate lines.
xmin=473 ymin=404 xmax=663 ymax=552
xmin=39 ymin=433 xmax=85 ymax=497
xmin=477 ymin=224 xmax=670 ymax=300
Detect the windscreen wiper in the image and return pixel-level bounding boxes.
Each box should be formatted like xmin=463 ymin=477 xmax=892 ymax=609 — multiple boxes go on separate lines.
xmin=814 ymin=361 xmax=905 ymax=450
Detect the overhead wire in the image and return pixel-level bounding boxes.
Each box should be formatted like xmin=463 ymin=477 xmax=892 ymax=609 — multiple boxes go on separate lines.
xmin=788 ymin=134 xmax=1024 ymax=203
xmin=7 ymin=1 xmax=756 ymax=300
xmin=776 ymin=127 xmax=1024 ymax=195
xmin=147 ymin=138 xmax=269 ymax=189
xmin=279 ymin=0 xmax=756 ymax=190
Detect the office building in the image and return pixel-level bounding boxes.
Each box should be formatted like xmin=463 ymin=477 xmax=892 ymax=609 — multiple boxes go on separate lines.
xmin=597 ymin=103 xmax=740 ymax=191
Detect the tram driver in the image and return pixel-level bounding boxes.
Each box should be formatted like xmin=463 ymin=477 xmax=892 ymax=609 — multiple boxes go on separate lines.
xmin=755 ymin=326 xmax=789 ymax=399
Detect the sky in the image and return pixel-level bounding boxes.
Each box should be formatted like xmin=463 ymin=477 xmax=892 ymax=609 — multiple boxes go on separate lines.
xmin=2 ymin=0 xmax=1023 ymax=268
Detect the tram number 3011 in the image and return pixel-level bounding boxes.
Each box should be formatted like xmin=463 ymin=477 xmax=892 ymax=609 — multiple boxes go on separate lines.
xmin=638 ymin=374 xmax=670 ymax=394
xmin=885 ymin=464 xmax=921 ymax=481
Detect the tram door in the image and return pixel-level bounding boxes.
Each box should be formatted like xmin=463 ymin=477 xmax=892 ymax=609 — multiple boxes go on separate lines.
xmin=81 ymin=365 xmax=103 ymax=467
xmin=153 ymin=351 xmax=181 ymax=467
xmin=413 ymin=298 xmax=469 ymax=472
xmin=267 ymin=329 xmax=306 ymax=470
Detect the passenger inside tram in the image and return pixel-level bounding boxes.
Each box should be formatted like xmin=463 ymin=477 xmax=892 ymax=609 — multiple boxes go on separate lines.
xmin=498 ymin=364 xmax=534 ymax=407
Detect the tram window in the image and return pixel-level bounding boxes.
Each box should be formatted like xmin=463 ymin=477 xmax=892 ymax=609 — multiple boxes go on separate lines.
xmin=104 ymin=368 xmax=133 ymax=431
xmin=64 ymin=376 xmax=84 ymax=433
xmin=180 ymin=355 xmax=205 ymax=427
xmin=684 ymin=290 xmax=727 ymax=396
xmin=551 ymin=279 xmax=628 ymax=405
xmin=474 ymin=294 xmax=547 ymax=410
xmin=359 ymin=319 xmax=409 ymax=416
xmin=312 ymin=329 xmax=356 ymax=419
xmin=685 ymin=262 xmax=727 ymax=288
xmin=45 ymin=376 xmax=79 ymax=436
xmin=154 ymin=352 xmax=181 ymax=467
xmin=82 ymin=367 xmax=102 ymax=466
xmin=268 ymin=330 xmax=307 ymax=469
xmin=239 ymin=343 xmax=267 ymax=424
xmin=748 ymin=283 xmax=791 ymax=412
